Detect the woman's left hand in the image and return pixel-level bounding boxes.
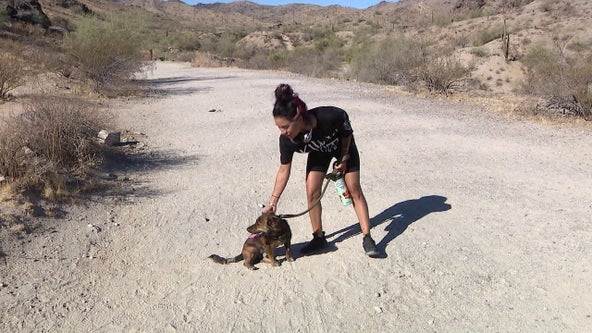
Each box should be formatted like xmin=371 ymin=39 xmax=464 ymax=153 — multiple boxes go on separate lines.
xmin=334 ymin=160 xmax=347 ymax=173
xmin=334 ymin=154 xmax=349 ymax=173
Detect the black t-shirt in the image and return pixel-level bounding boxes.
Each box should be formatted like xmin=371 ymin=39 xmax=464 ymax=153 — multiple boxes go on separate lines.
xmin=279 ymin=106 xmax=353 ymax=165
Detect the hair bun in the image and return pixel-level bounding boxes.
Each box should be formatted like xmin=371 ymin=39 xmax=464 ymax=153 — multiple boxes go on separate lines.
xmin=275 ymin=83 xmax=294 ymax=103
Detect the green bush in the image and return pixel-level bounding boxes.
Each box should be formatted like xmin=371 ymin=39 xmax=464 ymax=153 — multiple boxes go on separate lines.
xmin=522 ymin=43 xmax=592 ymax=117
xmin=167 ymin=32 xmax=202 ymax=51
xmin=470 ymin=47 xmax=489 ymax=57
xmin=348 ymin=36 xmax=429 ymax=85
xmin=64 ymin=14 xmax=146 ymax=95
xmin=198 ymin=30 xmax=249 ymax=58
xmin=521 ymin=43 xmax=561 ymax=95
xmin=268 ymin=50 xmax=291 ymax=69
xmin=0 ymin=8 xmax=9 ymax=26
xmin=288 ymin=47 xmax=342 ymax=78
xmin=474 ymin=25 xmax=504 ymax=46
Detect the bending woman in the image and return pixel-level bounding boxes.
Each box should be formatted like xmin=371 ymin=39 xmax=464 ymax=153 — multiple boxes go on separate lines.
xmin=263 ymin=83 xmax=379 ymax=257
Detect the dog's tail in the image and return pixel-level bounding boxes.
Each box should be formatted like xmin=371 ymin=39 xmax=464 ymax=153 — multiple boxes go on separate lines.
xmin=208 ymin=254 xmax=243 ymax=264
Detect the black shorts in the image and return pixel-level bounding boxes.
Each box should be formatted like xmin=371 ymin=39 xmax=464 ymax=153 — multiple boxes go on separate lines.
xmin=306 ymin=141 xmax=360 ymax=174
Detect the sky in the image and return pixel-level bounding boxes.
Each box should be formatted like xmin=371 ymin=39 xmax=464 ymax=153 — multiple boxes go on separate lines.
xmin=179 ymin=1 xmax=399 ymax=10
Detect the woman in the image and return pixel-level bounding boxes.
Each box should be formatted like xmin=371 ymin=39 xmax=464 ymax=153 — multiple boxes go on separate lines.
xmin=263 ymin=83 xmax=379 ymax=257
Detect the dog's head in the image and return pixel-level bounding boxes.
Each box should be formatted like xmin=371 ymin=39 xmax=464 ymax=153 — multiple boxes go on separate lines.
xmin=247 ymin=212 xmax=285 ymax=234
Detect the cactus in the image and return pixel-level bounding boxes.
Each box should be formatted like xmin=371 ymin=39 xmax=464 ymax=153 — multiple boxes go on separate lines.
xmin=501 ymin=19 xmax=510 ymax=61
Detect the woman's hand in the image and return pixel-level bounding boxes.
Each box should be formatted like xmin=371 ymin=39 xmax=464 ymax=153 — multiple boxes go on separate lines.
xmin=334 ymin=154 xmax=349 ymax=173
xmin=262 ymin=203 xmax=276 ymax=213
xmin=334 ymin=160 xmax=347 ymax=173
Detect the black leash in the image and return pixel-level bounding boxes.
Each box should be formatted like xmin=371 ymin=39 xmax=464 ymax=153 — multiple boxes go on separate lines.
xmin=277 ymin=168 xmax=340 ymax=219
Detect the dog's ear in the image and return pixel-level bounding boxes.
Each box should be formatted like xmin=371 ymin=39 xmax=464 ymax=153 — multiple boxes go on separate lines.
xmin=267 ymin=214 xmax=278 ymax=226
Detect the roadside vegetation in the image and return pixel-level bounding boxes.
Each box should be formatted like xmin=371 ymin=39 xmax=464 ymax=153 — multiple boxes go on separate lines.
xmin=63 ymin=13 xmax=147 ymax=96
xmin=0 ymin=96 xmax=112 ymax=202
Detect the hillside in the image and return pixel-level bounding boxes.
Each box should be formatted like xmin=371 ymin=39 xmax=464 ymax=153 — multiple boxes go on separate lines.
xmin=2 ymin=0 xmax=592 ymax=117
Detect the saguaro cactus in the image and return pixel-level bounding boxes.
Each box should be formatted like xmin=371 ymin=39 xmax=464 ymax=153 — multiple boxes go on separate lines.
xmin=501 ymin=19 xmax=511 ymax=61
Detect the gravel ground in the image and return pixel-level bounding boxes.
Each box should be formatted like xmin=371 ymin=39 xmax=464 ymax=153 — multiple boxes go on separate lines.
xmin=1 ymin=62 xmax=591 ymax=332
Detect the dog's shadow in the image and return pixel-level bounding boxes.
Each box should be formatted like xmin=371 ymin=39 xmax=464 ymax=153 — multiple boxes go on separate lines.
xmin=285 ymin=195 xmax=452 ymax=259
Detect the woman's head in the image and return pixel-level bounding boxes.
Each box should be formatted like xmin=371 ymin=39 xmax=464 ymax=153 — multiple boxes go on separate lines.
xmin=273 ymin=84 xmax=309 ymax=140
xmin=273 ymin=84 xmax=307 ymax=119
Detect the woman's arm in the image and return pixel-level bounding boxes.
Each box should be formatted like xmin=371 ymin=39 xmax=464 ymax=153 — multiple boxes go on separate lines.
xmin=264 ymin=162 xmax=292 ymax=213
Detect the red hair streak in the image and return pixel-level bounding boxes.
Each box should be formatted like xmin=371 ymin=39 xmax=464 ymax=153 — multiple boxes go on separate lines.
xmin=293 ymin=95 xmax=307 ymax=115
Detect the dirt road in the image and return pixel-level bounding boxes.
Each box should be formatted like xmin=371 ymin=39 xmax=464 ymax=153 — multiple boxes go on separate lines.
xmin=2 ymin=62 xmax=591 ymax=332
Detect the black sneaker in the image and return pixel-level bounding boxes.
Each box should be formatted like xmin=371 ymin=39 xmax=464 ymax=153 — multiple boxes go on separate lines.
xmin=363 ymin=235 xmax=380 ymax=258
xmin=301 ymin=232 xmax=327 ymax=254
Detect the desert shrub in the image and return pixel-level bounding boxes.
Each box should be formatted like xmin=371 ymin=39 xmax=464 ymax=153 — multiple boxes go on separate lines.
xmin=200 ymin=29 xmax=248 ymax=58
xmin=522 ymin=43 xmax=592 ymax=118
xmin=501 ymin=0 xmax=533 ymax=9
xmin=0 ymin=8 xmax=9 ymax=26
xmin=418 ymin=55 xmax=470 ymax=94
xmin=51 ymin=16 xmax=75 ymax=32
xmin=470 ymin=47 xmax=490 ymax=57
xmin=245 ymin=53 xmax=272 ymax=69
xmin=214 ymin=32 xmax=240 ymax=57
xmin=166 ymin=32 xmax=201 ymax=52
xmin=311 ymin=30 xmax=343 ymax=52
xmin=0 ymin=96 xmax=112 ymax=199
xmin=474 ymin=25 xmax=504 ymax=46
xmin=0 ymin=53 xmax=24 ymax=100
xmin=540 ymin=0 xmax=556 ymax=12
xmin=267 ymin=50 xmax=291 ymax=69
xmin=434 ymin=15 xmax=454 ymax=27
xmin=288 ymin=47 xmax=342 ymax=78
xmin=567 ymin=39 xmax=590 ymax=53
xmin=348 ymin=35 xmax=469 ymax=94
xmin=348 ymin=36 xmax=429 ymax=85
xmin=64 ymin=14 xmax=146 ymax=95
xmin=521 ymin=43 xmax=564 ymax=95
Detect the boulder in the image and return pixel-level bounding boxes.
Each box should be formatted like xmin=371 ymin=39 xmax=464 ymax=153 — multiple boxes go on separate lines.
xmin=6 ymin=0 xmax=51 ymax=29
xmin=57 ymin=0 xmax=91 ymax=14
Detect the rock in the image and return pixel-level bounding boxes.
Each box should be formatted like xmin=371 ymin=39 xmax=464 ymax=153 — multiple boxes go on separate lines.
xmin=23 ymin=146 xmax=35 ymax=157
xmin=454 ymin=0 xmax=485 ymax=11
xmin=57 ymin=0 xmax=91 ymax=14
xmin=6 ymin=0 xmax=51 ymax=29
xmin=87 ymin=224 xmax=101 ymax=233
xmin=98 ymin=130 xmax=121 ymax=146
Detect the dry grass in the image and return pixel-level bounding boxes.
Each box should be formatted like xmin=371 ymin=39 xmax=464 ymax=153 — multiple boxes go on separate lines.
xmin=0 ymin=96 xmax=113 ymax=201
xmin=0 ymin=52 xmax=25 ymax=100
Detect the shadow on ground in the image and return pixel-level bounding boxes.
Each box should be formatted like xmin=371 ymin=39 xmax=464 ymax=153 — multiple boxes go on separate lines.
xmin=135 ymin=75 xmax=237 ymax=98
xmin=290 ymin=195 xmax=452 ymax=259
xmin=92 ymin=147 xmax=200 ymax=200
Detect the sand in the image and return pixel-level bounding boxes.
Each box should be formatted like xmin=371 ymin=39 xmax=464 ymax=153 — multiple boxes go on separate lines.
xmin=1 ymin=61 xmax=591 ymax=332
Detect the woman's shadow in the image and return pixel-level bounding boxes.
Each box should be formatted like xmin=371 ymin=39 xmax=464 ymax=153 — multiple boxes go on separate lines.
xmin=323 ymin=195 xmax=452 ymax=258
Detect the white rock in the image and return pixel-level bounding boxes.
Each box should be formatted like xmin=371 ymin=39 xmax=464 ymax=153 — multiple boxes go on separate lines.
xmin=98 ymin=130 xmax=121 ymax=146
